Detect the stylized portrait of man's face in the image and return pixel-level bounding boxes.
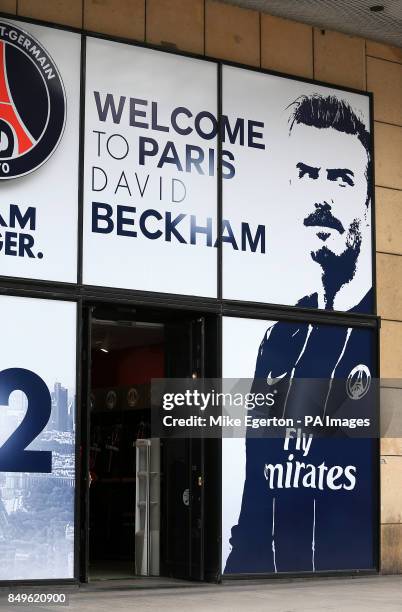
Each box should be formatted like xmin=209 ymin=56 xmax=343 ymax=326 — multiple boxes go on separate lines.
xmin=289 ymin=124 xmax=369 ymax=256
xmin=287 ymin=95 xmax=371 ymax=306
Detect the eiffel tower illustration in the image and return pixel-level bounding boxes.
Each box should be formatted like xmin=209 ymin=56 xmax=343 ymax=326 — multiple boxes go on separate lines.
xmin=0 ymin=40 xmax=34 ymax=158
xmin=350 ymin=368 xmax=367 ymax=398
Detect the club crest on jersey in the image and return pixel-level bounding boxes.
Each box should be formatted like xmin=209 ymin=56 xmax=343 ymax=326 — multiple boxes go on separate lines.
xmin=346 ymin=364 xmax=371 ymax=400
xmin=0 ymin=21 xmax=66 ymax=179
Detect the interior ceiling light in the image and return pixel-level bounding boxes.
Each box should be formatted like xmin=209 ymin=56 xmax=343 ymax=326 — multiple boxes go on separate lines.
xmin=369 ymin=4 xmax=384 ymax=11
xmin=94 ymin=319 xmax=163 ymax=329
xmin=100 ymin=347 xmax=109 ymax=353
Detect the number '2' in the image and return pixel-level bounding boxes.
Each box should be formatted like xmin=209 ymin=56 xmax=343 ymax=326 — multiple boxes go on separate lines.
xmin=0 ymin=368 xmax=52 ymax=473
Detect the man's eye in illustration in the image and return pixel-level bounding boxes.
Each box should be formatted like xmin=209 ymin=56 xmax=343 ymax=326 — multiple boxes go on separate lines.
xmin=296 ymin=162 xmax=320 ymax=180
xmin=327 ymin=168 xmax=355 ymax=187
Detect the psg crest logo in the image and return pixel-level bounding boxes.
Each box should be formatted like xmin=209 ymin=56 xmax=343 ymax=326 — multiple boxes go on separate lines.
xmin=0 ymin=21 xmax=66 ymax=180
xmin=346 ymin=364 xmax=371 ymax=400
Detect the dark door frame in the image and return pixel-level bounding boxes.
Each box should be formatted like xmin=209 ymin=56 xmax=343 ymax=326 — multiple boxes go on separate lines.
xmin=78 ymin=302 xmax=221 ymax=584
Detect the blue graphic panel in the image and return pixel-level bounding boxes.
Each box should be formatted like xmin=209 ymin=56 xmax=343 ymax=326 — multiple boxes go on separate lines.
xmin=0 ymin=296 xmax=76 ymax=580
xmin=223 ymin=318 xmax=377 ymax=574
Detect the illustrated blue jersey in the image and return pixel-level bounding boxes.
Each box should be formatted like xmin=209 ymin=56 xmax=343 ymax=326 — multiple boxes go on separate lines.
xmin=225 ymin=291 xmax=377 ymax=574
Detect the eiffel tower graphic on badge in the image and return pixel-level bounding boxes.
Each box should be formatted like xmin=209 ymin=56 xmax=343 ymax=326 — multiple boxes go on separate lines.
xmin=346 ymin=364 xmax=371 ymax=400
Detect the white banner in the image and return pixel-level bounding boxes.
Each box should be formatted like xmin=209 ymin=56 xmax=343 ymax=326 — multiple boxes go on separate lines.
xmin=83 ymin=38 xmax=218 ymax=297
xmin=0 ymin=295 xmax=77 ymax=580
xmin=222 ymin=66 xmax=373 ymax=314
xmin=0 ymin=19 xmax=81 ymax=283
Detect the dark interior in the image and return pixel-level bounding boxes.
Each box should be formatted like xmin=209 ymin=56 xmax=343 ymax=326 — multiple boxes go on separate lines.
xmin=88 ymin=318 xmax=164 ymax=579
xmin=84 ymin=306 xmax=221 ymax=583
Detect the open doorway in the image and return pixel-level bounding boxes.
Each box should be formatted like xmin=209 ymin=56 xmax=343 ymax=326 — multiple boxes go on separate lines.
xmin=89 ymin=317 xmax=163 ymax=581
xmin=82 ymin=306 xmax=220 ymax=584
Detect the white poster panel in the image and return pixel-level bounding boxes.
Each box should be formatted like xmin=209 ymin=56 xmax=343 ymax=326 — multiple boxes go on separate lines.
xmin=222 ymin=67 xmax=373 ymax=314
xmin=0 ymin=19 xmax=81 ymax=283
xmin=83 ymin=38 xmax=218 ymax=297
xmin=0 ymin=296 xmax=76 ymax=580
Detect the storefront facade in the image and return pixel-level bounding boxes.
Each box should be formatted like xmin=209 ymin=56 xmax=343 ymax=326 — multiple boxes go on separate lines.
xmin=0 ymin=0 xmax=400 ymax=583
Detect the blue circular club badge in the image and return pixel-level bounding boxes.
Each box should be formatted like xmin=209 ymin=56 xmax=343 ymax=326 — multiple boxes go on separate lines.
xmin=0 ymin=21 xmax=66 ymax=180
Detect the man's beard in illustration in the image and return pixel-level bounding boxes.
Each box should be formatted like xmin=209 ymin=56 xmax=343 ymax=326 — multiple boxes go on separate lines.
xmin=310 ymin=219 xmax=362 ymax=310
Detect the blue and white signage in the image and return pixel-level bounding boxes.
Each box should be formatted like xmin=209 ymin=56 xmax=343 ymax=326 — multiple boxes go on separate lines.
xmin=83 ymin=38 xmax=219 ymax=297
xmin=222 ymin=316 xmax=376 ymax=574
xmin=222 ymin=67 xmax=373 ymax=314
xmin=82 ymin=38 xmax=283 ymax=298
xmin=0 ymin=20 xmax=81 ymax=283
xmin=82 ymin=43 xmax=372 ymax=310
xmin=0 ymin=296 xmax=76 ymax=580
xmin=0 ymin=23 xmax=372 ymax=311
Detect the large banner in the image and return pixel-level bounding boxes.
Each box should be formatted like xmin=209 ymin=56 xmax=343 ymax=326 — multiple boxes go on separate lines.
xmin=0 ymin=19 xmax=81 ymax=283
xmin=83 ymin=38 xmax=218 ymax=297
xmin=0 ymin=296 xmax=76 ymax=580
xmin=222 ymin=316 xmax=376 ymax=574
xmin=82 ymin=45 xmax=372 ymax=310
xmin=0 ymin=20 xmax=373 ymax=310
xmin=222 ymin=67 xmax=373 ymax=314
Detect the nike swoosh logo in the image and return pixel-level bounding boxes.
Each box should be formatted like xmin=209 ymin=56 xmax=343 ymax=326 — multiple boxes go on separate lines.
xmin=266 ymin=371 xmax=287 ymax=385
